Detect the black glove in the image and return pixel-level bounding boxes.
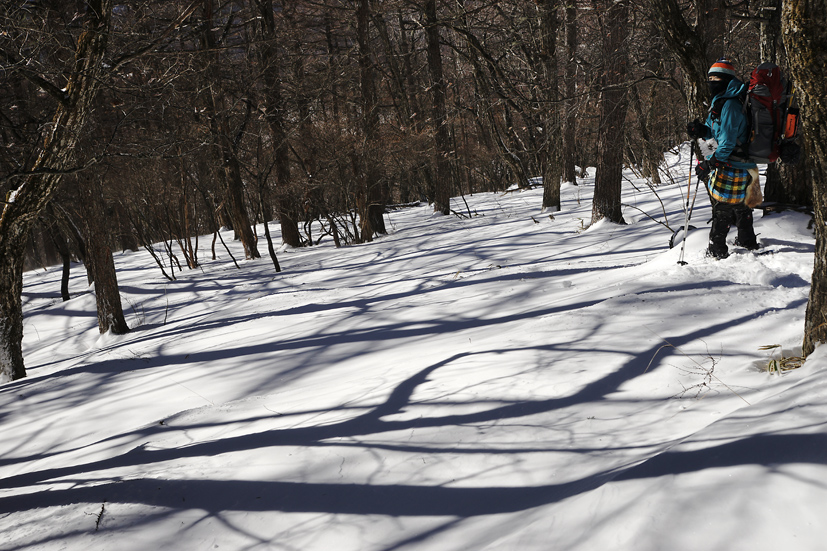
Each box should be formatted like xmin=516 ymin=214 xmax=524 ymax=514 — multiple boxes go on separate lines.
xmin=708 ymin=153 xmax=728 ymax=170
xmin=686 ymin=119 xmax=709 ymax=140
xmin=696 ymin=154 xmax=728 ymax=181
xmin=695 ymin=160 xmax=711 ymax=181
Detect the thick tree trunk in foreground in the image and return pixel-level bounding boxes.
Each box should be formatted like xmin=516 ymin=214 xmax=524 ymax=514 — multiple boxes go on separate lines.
xmin=0 ymin=245 xmax=26 ymax=381
xmin=782 ymin=0 xmax=827 ymax=355
xmin=0 ymin=0 xmax=113 ymax=382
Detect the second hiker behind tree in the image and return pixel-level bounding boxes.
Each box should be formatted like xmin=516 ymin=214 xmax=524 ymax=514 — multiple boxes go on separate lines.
xmin=686 ymin=58 xmax=759 ymax=259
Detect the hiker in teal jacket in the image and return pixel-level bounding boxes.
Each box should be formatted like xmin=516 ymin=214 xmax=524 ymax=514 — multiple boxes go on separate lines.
xmin=686 ymin=58 xmax=759 ymax=259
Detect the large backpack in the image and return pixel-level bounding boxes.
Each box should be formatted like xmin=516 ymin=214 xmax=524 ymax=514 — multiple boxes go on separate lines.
xmin=746 ymin=62 xmax=789 ymax=163
xmin=711 ymin=62 xmax=799 ymax=164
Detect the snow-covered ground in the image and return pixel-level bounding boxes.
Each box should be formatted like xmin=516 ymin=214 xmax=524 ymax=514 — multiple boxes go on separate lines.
xmin=2 ymin=145 xmax=825 ymax=551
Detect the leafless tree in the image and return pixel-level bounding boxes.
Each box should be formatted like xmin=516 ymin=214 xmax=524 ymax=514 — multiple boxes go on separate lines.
xmin=1 ymin=0 xmax=116 ymax=381
xmin=782 ymin=0 xmax=827 ymax=355
xmin=591 ymin=0 xmax=630 ymax=225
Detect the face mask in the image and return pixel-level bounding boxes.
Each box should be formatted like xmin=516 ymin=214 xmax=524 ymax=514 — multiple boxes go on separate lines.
xmin=709 ymin=79 xmax=728 ymax=97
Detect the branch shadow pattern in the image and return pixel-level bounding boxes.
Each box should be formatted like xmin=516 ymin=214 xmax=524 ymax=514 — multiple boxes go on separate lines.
xmin=8 ymin=195 xmax=816 ymax=548
xmin=2 ymin=306 xmax=818 ymax=526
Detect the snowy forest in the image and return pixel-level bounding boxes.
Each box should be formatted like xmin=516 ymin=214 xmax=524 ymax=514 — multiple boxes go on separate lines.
xmin=1 ymin=2 xmax=826 ymax=379
xmin=3 ymin=2 xmax=827 ymax=549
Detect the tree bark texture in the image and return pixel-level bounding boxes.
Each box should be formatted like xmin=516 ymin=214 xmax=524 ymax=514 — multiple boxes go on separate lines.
xmin=425 ymin=0 xmax=452 ymax=215
xmin=357 ymin=0 xmax=386 ymax=241
xmin=79 ymin=174 xmax=130 ymax=335
xmin=0 ymin=0 xmax=113 ymax=382
xmin=628 ymin=84 xmax=662 ymax=185
xmin=759 ymin=0 xmax=782 ymax=62
xmin=253 ymin=0 xmax=301 ymax=248
xmin=782 ymin=0 xmax=827 ymax=355
xmin=592 ymin=0 xmax=629 ymax=226
xmin=696 ymin=0 xmax=727 ymax=62
xmin=769 ymin=154 xmax=812 ymax=207
xmin=45 ymin=214 xmax=73 ymax=302
xmin=200 ymin=0 xmax=260 ymax=260
xmin=561 ymin=3 xmax=578 ymax=186
xmin=647 ymin=0 xmax=711 ymax=120
xmin=538 ymin=0 xmax=562 ymax=212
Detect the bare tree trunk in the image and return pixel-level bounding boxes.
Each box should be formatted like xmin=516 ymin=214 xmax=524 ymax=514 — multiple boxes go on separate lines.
xmin=259 ymin=181 xmax=281 ymax=272
xmin=592 ymin=0 xmax=629 ymax=225
xmin=277 ymin=45 xmax=305 ymax=249
xmin=759 ymin=0 xmax=782 ymax=61
xmin=46 ymin=216 xmax=72 ymax=302
xmin=221 ymin=136 xmax=261 ymax=259
xmin=561 ymin=2 xmax=578 ymax=186
xmin=646 ymin=0 xmax=712 ymax=120
xmin=0 ymin=0 xmax=113 ymax=382
xmin=782 ymin=0 xmax=827 ymax=355
xmin=425 ymin=0 xmax=452 ymax=215
xmin=79 ymin=173 xmax=129 ymax=334
xmin=538 ymin=0 xmax=562 ymax=212
xmin=357 ymin=0 xmax=386 ymax=240
xmin=253 ymin=0 xmax=302 ymax=248
xmin=629 ymin=84 xmax=661 ymax=185
xmin=200 ymin=0 xmax=260 ymax=260
xmin=696 ymin=0 xmax=727 ymax=61
xmin=771 ymin=146 xmax=812 ymax=207
xmin=0 ymin=245 xmax=26 ymax=381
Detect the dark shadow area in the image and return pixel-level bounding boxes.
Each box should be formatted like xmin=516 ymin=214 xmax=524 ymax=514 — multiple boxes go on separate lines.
xmin=615 ymin=432 xmax=827 ymax=481
xmin=2 ymin=432 xmax=824 ymax=518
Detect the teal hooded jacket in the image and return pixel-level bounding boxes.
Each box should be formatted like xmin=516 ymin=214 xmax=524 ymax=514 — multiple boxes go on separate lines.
xmin=703 ymin=79 xmax=758 ymax=170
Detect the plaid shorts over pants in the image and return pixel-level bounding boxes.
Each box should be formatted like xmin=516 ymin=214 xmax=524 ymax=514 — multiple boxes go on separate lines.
xmin=708 ymin=165 xmax=750 ymax=204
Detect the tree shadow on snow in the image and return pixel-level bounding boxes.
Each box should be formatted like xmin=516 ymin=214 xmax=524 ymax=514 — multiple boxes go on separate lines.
xmin=3 ymin=306 xmax=824 ymax=531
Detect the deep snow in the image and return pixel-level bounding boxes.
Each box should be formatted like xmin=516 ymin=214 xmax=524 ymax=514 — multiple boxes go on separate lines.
xmin=2 ymin=144 xmax=826 ymax=551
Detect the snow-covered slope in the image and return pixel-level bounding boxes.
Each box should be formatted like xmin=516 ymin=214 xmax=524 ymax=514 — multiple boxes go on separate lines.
xmin=2 ymin=145 xmax=824 ymax=551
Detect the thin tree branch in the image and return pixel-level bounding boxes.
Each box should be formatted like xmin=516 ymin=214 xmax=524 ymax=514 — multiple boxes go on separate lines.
xmin=0 ymin=47 xmax=69 ymax=106
xmin=109 ymin=0 xmax=202 ymax=72
xmin=0 ymin=159 xmax=99 ymax=190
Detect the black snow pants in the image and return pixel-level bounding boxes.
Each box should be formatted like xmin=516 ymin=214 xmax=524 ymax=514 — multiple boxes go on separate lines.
xmin=708 ymin=200 xmax=757 ymax=258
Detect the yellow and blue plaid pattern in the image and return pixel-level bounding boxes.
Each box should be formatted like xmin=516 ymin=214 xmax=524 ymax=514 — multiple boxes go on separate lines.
xmin=708 ymin=166 xmax=750 ymax=204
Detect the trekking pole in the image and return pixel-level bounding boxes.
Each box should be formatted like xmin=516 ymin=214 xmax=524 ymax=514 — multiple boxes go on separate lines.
xmin=687 ymin=168 xmax=702 ymax=220
xmin=677 ymin=146 xmax=695 ymax=266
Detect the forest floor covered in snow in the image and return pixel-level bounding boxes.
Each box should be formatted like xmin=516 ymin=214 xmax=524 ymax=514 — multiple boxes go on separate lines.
xmin=2 ymin=145 xmax=825 ymax=551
